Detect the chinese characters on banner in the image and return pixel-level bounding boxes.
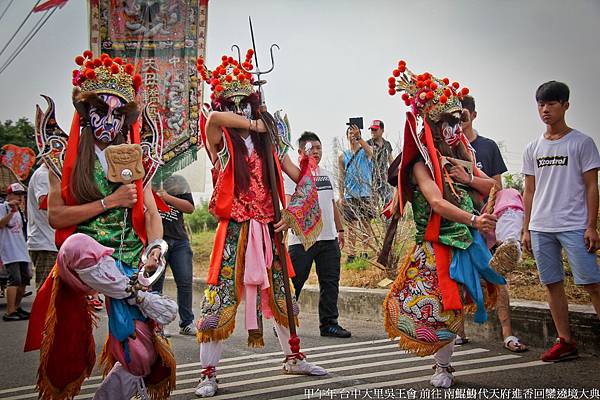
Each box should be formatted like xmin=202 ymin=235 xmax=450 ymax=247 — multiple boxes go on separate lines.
xmin=89 ymin=0 xmax=209 ymax=178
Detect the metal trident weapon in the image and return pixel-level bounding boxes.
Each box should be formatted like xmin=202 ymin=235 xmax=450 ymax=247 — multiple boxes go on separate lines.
xmin=231 ymin=17 xmax=279 ymax=113
xmin=231 ymin=17 xmax=303 ymax=359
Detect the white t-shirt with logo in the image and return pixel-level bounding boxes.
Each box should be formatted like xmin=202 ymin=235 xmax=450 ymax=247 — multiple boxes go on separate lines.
xmin=27 ymin=165 xmax=58 ymax=252
xmin=522 ymin=129 xmax=600 ymax=232
xmin=0 ymin=202 xmax=30 ymax=264
xmin=284 ymin=167 xmax=337 ymax=246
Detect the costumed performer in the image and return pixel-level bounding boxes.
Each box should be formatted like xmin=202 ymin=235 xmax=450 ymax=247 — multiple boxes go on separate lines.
xmin=25 ymin=50 xmax=177 ymax=400
xmin=382 ymin=60 xmax=506 ymax=388
xmin=193 ymin=51 xmax=327 ymax=398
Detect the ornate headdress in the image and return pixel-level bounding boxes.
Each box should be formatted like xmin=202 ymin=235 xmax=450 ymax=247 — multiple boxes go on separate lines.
xmin=72 ymin=50 xmax=142 ymax=103
xmin=388 ymin=60 xmax=469 ymax=122
xmin=196 ymin=49 xmax=256 ymax=103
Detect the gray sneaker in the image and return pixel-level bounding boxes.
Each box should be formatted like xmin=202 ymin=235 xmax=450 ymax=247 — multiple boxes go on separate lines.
xmin=180 ymin=323 xmax=198 ymax=336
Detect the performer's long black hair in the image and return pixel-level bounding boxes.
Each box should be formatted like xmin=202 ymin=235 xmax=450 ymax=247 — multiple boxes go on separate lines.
xmin=70 ymin=89 xmax=139 ymax=204
xmin=212 ymin=93 xmax=280 ymax=196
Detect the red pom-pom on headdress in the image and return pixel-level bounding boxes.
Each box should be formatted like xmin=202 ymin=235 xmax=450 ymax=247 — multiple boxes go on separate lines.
xmin=83 ymin=50 xmax=93 ymax=59
xmin=132 ymin=74 xmax=142 ymax=90
xmin=388 ymin=59 xmax=467 ymax=122
xmin=84 ymin=69 xmax=96 ymax=80
xmin=124 ymin=64 xmax=134 ymax=75
xmin=103 ymin=58 xmax=113 ymax=67
xmin=110 ymin=64 xmax=120 ymax=74
xmin=113 ymin=57 xmax=123 ymax=65
xmin=75 ymin=56 xmax=85 ymax=66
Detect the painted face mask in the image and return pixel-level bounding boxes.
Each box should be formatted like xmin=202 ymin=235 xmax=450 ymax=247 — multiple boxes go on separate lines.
xmin=223 ymin=96 xmax=253 ymax=119
xmin=89 ymin=94 xmax=126 ymax=143
xmin=441 ymin=121 xmax=462 ymax=147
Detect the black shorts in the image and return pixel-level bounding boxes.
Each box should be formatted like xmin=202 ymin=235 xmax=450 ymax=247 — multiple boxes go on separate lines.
xmin=5 ymin=262 xmax=31 ymax=287
xmin=342 ymin=197 xmax=376 ymax=222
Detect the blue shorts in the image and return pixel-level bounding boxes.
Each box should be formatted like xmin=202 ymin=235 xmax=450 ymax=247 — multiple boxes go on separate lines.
xmin=530 ymin=230 xmax=600 ymax=285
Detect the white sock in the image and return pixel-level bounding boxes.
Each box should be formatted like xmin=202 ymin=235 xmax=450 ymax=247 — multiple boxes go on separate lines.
xmin=200 ymin=341 xmax=224 ymax=370
xmin=273 ymin=322 xmax=293 ymax=356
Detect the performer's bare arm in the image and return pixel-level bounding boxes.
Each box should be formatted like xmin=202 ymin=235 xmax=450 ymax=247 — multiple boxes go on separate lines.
xmin=205 ymin=111 xmax=266 ymax=160
xmin=282 ymin=154 xmax=300 ymax=183
xmin=143 ymin=185 xmax=163 ymax=242
xmin=48 ymin=170 xmax=137 ymax=229
xmin=413 ymin=160 xmax=496 ymax=233
xmin=447 ymin=157 xmax=499 ymax=196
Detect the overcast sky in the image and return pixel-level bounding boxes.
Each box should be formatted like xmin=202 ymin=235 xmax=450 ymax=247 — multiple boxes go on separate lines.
xmin=0 ymin=0 xmax=599 ymax=174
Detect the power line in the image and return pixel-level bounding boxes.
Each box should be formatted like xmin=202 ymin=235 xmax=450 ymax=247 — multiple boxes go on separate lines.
xmin=0 ymin=8 xmax=48 ymax=74
xmin=0 ymin=0 xmax=42 ymax=59
xmin=0 ymin=6 xmax=56 ymax=76
xmin=0 ymin=0 xmax=15 ymax=24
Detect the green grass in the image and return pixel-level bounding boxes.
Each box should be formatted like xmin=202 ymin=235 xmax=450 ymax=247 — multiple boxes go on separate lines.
xmin=343 ymin=257 xmax=370 ymax=271
xmin=189 ymin=230 xmax=215 ymax=277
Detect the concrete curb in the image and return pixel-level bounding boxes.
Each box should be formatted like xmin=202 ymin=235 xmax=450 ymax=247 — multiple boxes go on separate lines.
xmin=174 ymin=277 xmax=600 ymax=355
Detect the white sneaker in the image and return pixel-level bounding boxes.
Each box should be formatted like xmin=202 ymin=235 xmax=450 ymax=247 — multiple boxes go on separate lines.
xmin=430 ymin=364 xmax=455 ymax=388
xmin=180 ymin=323 xmax=198 ymax=336
xmin=194 ymin=375 xmax=218 ymax=397
xmin=283 ymin=358 xmax=327 ymax=376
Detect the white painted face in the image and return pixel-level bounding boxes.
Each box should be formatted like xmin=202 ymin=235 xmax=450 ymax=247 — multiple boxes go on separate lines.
xmin=89 ymin=94 xmax=126 ymax=143
xmin=223 ymin=96 xmax=253 ymax=119
xmin=441 ymin=121 xmax=462 ymax=147
xmin=440 ymin=111 xmax=463 ymax=147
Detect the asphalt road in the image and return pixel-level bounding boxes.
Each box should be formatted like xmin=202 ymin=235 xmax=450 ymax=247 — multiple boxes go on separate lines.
xmin=1 ymin=282 xmax=599 ymax=400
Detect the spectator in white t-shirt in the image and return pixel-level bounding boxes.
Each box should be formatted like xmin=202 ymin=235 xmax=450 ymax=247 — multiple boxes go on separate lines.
xmin=284 ymin=131 xmax=350 ymax=338
xmin=27 ymin=163 xmax=58 ymax=289
xmin=522 ymin=81 xmax=600 ymax=362
xmin=1 ymin=183 xmax=32 ymax=321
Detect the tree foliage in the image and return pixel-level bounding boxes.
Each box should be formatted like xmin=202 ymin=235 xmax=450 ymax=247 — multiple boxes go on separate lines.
xmin=184 ymin=202 xmax=217 ymax=232
xmin=0 ymin=118 xmax=36 ymax=150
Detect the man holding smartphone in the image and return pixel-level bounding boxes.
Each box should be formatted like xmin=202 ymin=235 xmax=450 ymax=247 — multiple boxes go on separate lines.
xmin=0 ymin=183 xmax=31 ymax=321
xmin=338 ymin=120 xmax=375 ymax=262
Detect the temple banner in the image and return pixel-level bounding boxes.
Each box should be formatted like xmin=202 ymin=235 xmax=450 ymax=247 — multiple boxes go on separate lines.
xmin=89 ymin=0 xmax=209 ymax=180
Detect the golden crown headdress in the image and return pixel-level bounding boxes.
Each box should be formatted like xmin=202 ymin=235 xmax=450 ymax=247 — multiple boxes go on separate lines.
xmin=72 ymin=50 xmax=142 ymax=103
xmin=388 ymin=60 xmax=469 ymax=122
xmin=196 ymin=49 xmax=256 ymax=102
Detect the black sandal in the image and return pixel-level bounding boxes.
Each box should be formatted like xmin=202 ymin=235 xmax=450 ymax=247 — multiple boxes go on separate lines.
xmin=3 ymin=312 xmax=28 ymax=321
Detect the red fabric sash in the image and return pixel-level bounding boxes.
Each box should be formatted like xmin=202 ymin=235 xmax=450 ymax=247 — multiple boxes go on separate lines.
xmin=152 ymin=191 xmax=170 ymax=212
xmin=422 ymin=120 xmax=461 ymax=310
xmin=24 ymin=264 xmax=96 ymax=398
xmin=55 ymin=112 xmax=147 ymax=247
xmin=24 ymin=265 xmax=56 ymax=352
xmin=211 ymin=128 xmax=235 ymax=220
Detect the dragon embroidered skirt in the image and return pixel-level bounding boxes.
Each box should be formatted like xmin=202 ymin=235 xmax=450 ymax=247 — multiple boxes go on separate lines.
xmin=196 ymin=220 xmax=299 ymax=347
